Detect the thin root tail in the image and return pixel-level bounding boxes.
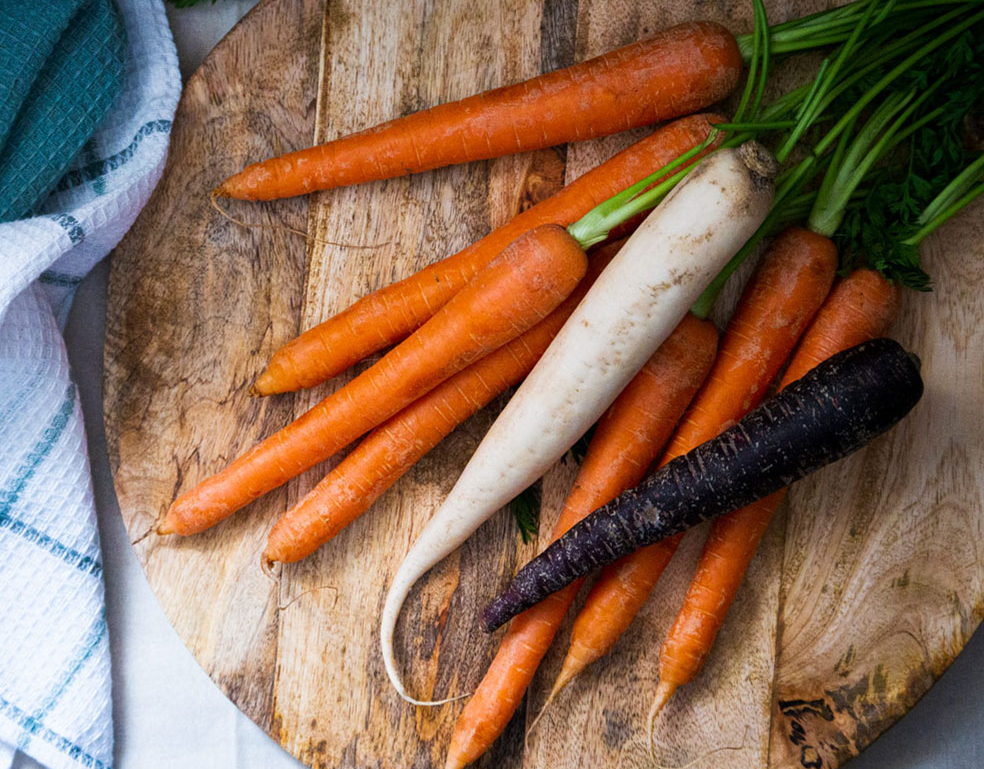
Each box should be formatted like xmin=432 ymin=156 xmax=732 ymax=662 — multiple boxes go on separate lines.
xmin=130 ymin=523 xmax=156 ymax=545
xmin=647 ymin=680 xmax=677 ymax=763
xmin=208 ymin=188 xmax=390 ymax=249
xmin=260 ymin=555 xmax=282 ymax=584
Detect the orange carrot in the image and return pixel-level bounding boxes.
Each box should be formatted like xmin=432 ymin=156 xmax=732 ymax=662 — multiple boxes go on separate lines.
xmin=216 ymin=24 xmax=740 ymax=201
xmin=443 ymin=314 xmax=718 ymax=769
xmin=263 ymin=240 xmax=623 ymax=563
xmin=160 ymin=224 xmax=587 ymax=536
xmin=548 ymin=226 xmax=839 ymax=697
xmin=252 ymin=114 xmax=722 ymax=395
xmin=779 ymin=269 xmax=902 ymax=384
xmin=651 ymin=268 xmax=900 ymax=718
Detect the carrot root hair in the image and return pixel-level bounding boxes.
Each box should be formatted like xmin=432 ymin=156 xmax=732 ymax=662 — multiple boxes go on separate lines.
xmin=647 ymin=679 xmax=676 ymax=756
xmin=260 ymin=555 xmax=281 ymax=584
xmin=276 ymin=584 xmax=339 ymax=612
xmin=524 ymin=684 xmax=563 ymax=742
xmin=208 ymin=190 xmax=391 ymax=250
xmin=129 ymin=523 xmax=155 ymax=546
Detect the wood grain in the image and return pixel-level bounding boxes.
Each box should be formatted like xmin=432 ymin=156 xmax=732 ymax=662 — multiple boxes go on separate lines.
xmin=104 ymin=0 xmax=321 ymax=725
xmin=103 ymin=0 xmax=984 ymax=767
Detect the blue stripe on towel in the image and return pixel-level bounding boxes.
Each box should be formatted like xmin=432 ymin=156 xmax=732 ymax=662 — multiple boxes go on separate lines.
xmin=0 ymin=694 xmax=110 ymax=769
xmin=38 ymin=270 xmax=84 ymax=288
xmin=55 ymin=119 xmax=172 ymax=191
xmin=45 ymin=213 xmax=85 ymax=244
xmin=0 ymin=383 xmax=103 ymax=576
xmin=17 ymin=611 xmax=108 ymax=752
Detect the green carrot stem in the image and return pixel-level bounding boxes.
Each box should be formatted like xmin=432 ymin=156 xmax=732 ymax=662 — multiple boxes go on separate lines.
xmin=775 ymin=0 xmax=881 ymax=164
xmin=566 ymin=133 xmax=717 ymax=248
xmin=749 ymin=0 xmax=770 ymax=120
xmin=810 ymin=87 xmax=938 ymax=237
xmin=811 ymin=7 xmax=984 ymax=161
xmin=713 ymin=120 xmax=802 ymax=131
xmin=732 ymin=0 xmax=770 ymax=126
xmin=734 ymin=0 xmax=970 ymax=61
xmin=905 ymin=153 xmax=984 ymax=244
xmin=775 ymin=57 xmax=831 ymax=164
xmin=915 ymin=152 xmax=984 ymax=228
xmin=906 ymin=183 xmax=984 ymax=245
xmin=732 ymin=0 xmax=762 ymax=125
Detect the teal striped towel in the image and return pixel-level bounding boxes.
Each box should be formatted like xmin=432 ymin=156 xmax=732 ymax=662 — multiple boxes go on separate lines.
xmin=0 ymin=1 xmax=180 ymax=768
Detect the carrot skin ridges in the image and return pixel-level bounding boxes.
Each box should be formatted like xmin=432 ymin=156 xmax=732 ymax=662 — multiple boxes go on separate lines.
xmin=217 ymin=23 xmax=740 ymax=201
xmin=482 ymin=338 xmax=924 ymax=631
xmin=444 ymin=314 xmax=718 ymax=769
xmin=657 ymin=490 xmax=782 ymax=692
xmin=657 ymin=268 xmax=901 ymax=699
xmin=264 ymin=241 xmax=623 ymax=563
xmin=253 ymin=114 xmax=723 ymax=395
xmin=781 ymin=269 xmax=902 ymax=385
xmin=667 ymin=227 xmax=839 ymax=451
xmin=161 ymin=225 xmax=587 ymax=536
xmin=552 ymin=226 xmax=838 ymax=687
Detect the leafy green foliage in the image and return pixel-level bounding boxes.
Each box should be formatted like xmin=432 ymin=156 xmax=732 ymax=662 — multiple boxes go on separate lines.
xmin=832 ymin=27 xmax=984 ymax=289
xmin=510 ymin=484 xmax=540 ymax=544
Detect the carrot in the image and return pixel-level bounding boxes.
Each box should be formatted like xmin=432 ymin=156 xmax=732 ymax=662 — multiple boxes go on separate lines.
xmin=547 ymin=226 xmax=838 ymax=696
xmin=216 ymin=23 xmax=740 ymax=202
xmin=253 ymin=115 xmax=722 ymax=395
xmin=160 ymin=224 xmax=587 ymax=536
xmin=263 ymin=240 xmax=623 ymax=564
xmin=651 ymin=268 xmax=901 ymax=718
xmin=443 ymin=314 xmax=718 ymax=769
xmin=380 ymin=144 xmax=777 ymax=702
xmin=481 ymin=338 xmax=924 ymax=631
xmin=779 ymin=269 xmax=902 ymax=384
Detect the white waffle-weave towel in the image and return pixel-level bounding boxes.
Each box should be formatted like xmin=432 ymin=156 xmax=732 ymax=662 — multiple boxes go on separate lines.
xmin=0 ymin=2 xmax=179 ymax=768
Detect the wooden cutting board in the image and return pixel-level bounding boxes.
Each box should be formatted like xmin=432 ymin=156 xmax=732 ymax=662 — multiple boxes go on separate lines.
xmin=103 ymin=0 xmax=984 ymax=767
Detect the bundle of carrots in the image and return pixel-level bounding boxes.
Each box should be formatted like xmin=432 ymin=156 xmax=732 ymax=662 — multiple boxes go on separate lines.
xmin=162 ymin=0 xmax=984 ymax=764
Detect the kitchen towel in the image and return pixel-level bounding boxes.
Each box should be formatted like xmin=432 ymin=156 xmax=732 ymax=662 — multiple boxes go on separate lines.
xmin=0 ymin=1 xmax=180 ymax=768
xmin=0 ymin=0 xmax=124 ymax=223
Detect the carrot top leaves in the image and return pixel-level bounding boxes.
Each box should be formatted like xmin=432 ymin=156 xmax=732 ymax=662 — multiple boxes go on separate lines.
xmin=825 ymin=27 xmax=984 ymax=288
xmin=510 ymin=484 xmax=541 ymax=544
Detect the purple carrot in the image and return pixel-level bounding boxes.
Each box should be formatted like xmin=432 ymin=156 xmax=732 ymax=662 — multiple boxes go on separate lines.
xmin=482 ymin=338 xmax=922 ymax=632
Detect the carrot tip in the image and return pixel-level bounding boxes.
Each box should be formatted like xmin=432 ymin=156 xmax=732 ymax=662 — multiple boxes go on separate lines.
xmin=155 ymin=520 xmax=173 ymax=536
xmin=548 ymin=655 xmax=580 ymax=700
xmin=251 ymin=371 xmax=277 ymax=397
xmin=647 ymin=680 xmax=676 ymax=755
xmin=260 ymin=554 xmax=281 ymax=583
xmin=442 ymin=750 xmax=466 ymax=769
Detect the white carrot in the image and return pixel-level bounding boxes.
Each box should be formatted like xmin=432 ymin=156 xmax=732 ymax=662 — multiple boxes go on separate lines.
xmin=380 ymin=143 xmax=777 ymax=704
